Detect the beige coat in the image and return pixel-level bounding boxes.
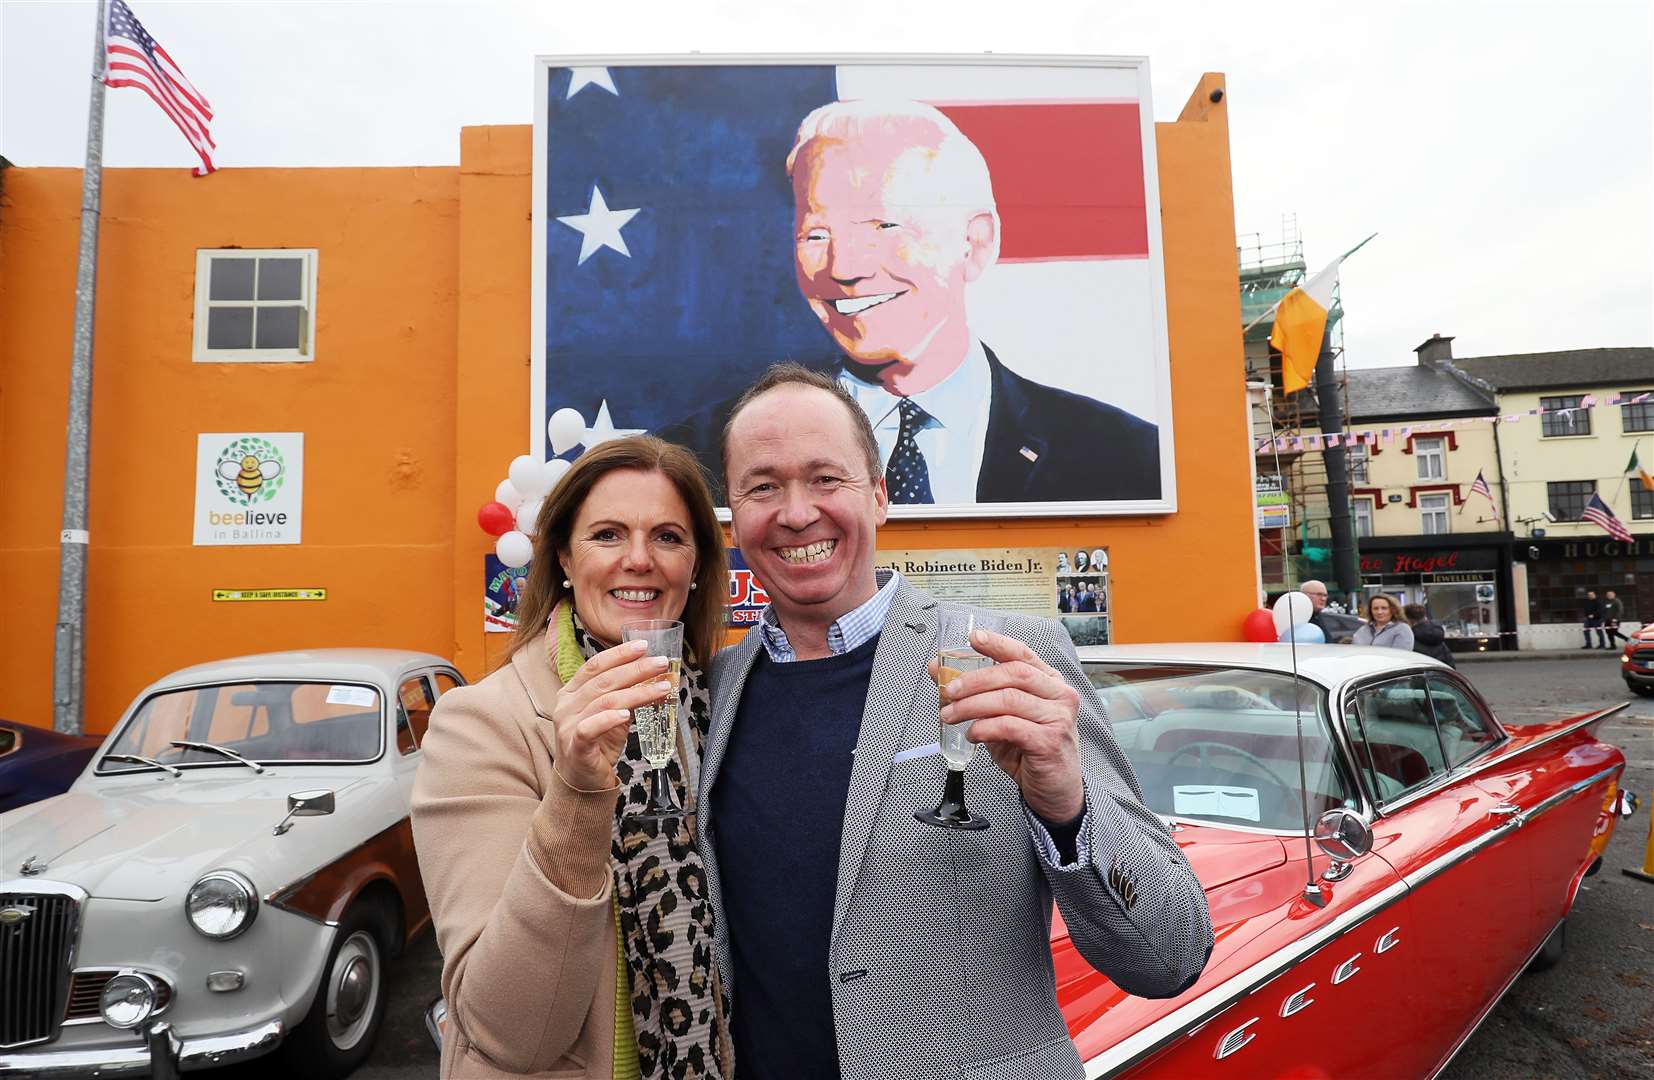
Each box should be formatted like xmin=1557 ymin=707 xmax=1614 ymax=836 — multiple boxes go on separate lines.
xmin=412 ymin=635 xmax=622 ymax=1079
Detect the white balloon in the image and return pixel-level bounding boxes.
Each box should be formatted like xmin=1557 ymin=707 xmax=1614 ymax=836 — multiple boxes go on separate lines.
xmin=515 ymin=497 xmax=544 ymax=535
xmin=541 ymin=457 xmax=571 ymax=493
xmin=493 ymin=479 xmax=524 ymax=511
xmin=548 ymin=408 xmax=586 ymax=455
xmin=1272 ymin=591 xmax=1315 ymax=636
xmin=508 ymin=454 xmax=548 ymax=498
xmin=495 ymin=530 xmax=534 ymax=569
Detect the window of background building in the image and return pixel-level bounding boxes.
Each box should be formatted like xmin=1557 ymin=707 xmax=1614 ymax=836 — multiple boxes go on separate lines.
xmin=1547 ymin=480 xmax=1595 ymax=521
xmin=1633 ymin=487 xmax=1654 ymax=520
xmin=1347 ymin=443 xmax=1369 ymax=484
xmin=1622 ymin=390 xmax=1654 ymax=434
xmin=1414 ymin=437 xmax=1446 ymax=480
xmin=1527 ymin=559 xmax=1647 ymax=625
xmin=1540 ymin=395 xmax=1590 ymax=437
xmin=193 ymin=249 xmax=318 ymax=362
xmin=1352 ymin=498 xmax=1374 ymax=538
xmin=1419 ymin=492 xmax=1451 ymax=535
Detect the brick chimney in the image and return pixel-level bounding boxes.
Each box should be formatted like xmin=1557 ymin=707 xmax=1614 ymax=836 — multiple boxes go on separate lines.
xmin=1415 ymin=333 xmax=1455 ymax=369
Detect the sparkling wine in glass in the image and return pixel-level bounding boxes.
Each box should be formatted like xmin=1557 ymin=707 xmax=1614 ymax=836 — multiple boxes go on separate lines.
xmin=917 ymin=609 xmax=991 ymax=831
xmin=620 ymin=619 xmax=684 ymax=820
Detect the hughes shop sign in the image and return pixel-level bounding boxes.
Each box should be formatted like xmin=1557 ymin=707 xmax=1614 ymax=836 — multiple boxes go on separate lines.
xmin=194 ymin=433 xmax=303 ymax=545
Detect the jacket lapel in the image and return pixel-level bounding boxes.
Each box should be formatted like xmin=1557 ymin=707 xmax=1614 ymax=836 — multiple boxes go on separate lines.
xmin=977 ymin=344 xmax=1051 ymax=499
xmin=699 ymin=631 xmax=763 ymax=813
xmin=831 ymin=581 xmax=939 ymax=945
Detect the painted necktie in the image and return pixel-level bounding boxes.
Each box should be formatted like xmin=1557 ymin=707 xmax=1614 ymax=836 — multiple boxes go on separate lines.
xmin=885 ymin=398 xmax=935 ymax=504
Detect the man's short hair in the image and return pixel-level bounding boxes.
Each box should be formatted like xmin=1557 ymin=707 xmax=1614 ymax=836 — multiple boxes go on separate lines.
xmin=720 ymin=363 xmax=883 ymax=489
xmin=1403 ymin=603 xmax=1427 ymax=621
xmin=1300 ymin=580 xmax=1329 ymax=595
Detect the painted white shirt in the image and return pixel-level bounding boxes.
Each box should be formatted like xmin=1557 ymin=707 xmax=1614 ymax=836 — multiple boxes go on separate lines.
xmin=838 ymin=340 xmax=992 ymax=504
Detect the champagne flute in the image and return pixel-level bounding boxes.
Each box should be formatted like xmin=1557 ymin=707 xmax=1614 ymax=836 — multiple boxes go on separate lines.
xmin=917 ymin=609 xmax=991 ymax=830
xmin=620 ymin=619 xmax=684 ymax=820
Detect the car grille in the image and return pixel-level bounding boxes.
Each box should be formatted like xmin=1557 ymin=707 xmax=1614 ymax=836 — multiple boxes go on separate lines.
xmin=65 ymin=970 xmax=173 ymax=1022
xmin=0 ymin=890 xmax=79 ymax=1048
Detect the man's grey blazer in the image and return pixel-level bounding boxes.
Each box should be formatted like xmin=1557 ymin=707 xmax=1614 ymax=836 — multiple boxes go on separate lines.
xmin=697 ymin=580 xmax=1213 ymax=1080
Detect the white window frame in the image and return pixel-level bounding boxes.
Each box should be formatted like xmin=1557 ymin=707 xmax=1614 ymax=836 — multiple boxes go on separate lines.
xmin=1352 ymin=497 xmax=1374 ymax=538
xmin=192 ymin=249 xmax=318 ymax=362
xmin=1414 ymin=437 xmax=1446 ymax=481
xmin=1419 ymin=492 xmax=1451 ymax=535
xmin=1347 ymin=443 xmax=1369 ymax=484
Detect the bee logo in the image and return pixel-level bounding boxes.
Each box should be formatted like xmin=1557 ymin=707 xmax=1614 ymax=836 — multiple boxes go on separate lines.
xmin=213 ymin=438 xmax=287 ymax=505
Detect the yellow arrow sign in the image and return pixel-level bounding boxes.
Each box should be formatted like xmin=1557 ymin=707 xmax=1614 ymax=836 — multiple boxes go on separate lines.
xmin=212 ymin=588 xmax=327 ymax=602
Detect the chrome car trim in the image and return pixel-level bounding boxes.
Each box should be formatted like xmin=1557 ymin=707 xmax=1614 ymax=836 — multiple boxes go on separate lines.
xmin=1331 ymin=953 xmax=1361 ymax=985
xmin=1214 ymin=1017 xmax=1258 ymax=1060
xmin=0 ymin=1018 xmax=283 ymax=1076
xmin=186 ymin=869 xmax=260 ymax=941
xmin=62 ymin=967 xmax=174 ymax=1026
xmin=0 ymin=880 xmax=86 ymax=1050
xmin=1278 ymin=983 xmax=1315 ymax=1018
xmin=1083 ymin=878 xmax=1410 ymax=1077
xmin=1402 ymin=765 xmax=1624 ymax=892
xmin=1375 ymin=926 xmax=1401 ymax=954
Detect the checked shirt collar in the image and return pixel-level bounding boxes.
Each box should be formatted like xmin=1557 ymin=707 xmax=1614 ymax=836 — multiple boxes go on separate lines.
xmin=757 ymin=569 xmax=901 ymax=663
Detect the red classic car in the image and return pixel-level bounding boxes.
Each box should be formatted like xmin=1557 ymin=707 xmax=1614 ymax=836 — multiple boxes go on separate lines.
xmin=1620 ymin=624 xmax=1654 ymax=695
xmin=1065 ymin=644 xmax=1632 ymax=1079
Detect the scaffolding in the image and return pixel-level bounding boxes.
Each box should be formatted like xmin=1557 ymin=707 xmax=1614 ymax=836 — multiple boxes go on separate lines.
xmin=1239 ymin=215 xmax=1352 ymax=593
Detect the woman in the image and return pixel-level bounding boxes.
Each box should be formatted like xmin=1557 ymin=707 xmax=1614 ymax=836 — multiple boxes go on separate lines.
xmin=413 ymin=436 xmax=731 ymax=1079
xmin=1353 ymin=594 xmax=1414 ymax=651
xmin=1404 ymin=602 xmax=1457 ymax=667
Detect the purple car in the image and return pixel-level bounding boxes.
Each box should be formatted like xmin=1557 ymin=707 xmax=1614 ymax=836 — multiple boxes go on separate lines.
xmin=0 ymin=718 xmax=99 ymax=813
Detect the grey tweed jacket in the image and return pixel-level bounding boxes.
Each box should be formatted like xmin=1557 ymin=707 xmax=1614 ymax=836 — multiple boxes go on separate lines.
xmin=698 ymin=580 xmax=1213 ymax=1080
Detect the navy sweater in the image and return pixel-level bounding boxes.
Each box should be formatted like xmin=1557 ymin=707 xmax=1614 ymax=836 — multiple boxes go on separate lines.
xmin=711 ymin=634 xmax=880 ymax=1080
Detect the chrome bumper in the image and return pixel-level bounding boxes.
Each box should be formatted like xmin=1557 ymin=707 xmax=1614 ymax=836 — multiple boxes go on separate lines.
xmin=0 ymin=1019 xmax=282 ymax=1079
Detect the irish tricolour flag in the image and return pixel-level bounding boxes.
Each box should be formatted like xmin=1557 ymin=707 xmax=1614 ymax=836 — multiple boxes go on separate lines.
xmin=1269 ymin=235 xmax=1375 ymax=395
xmin=1627 ymin=446 xmax=1654 ymax=492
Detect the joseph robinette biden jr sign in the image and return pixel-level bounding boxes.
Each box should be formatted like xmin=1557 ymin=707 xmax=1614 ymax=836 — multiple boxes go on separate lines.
xmin=194 ymin=433 xmax=304 ymax=546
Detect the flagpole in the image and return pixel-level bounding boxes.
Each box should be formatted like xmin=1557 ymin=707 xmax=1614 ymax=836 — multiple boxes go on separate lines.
xmin=52 ymin=0 xmax=109 ymax=736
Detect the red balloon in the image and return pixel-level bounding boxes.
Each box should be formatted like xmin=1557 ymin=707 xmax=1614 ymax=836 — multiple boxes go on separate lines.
xmin=477 ymin=501 xmax=515 ymax=537
xmin=1242 ymin=608 xmax=1278 ymax=643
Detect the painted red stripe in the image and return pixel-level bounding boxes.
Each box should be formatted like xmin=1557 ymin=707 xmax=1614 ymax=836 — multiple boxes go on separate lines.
xmin=935 ymin=102 xmax=1148 ymax=261
xmin=108 ymin=46 xmax=214 ymax=146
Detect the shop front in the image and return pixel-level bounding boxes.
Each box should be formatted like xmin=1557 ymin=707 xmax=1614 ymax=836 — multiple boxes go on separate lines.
xmin=1516 ymin=533 xmax=1654 ymax=649
xmin=1355 ymin=533 xmax=1515 ymax=653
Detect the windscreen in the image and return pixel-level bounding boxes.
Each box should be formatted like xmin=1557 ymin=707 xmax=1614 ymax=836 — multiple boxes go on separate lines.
xmin=102 ymin=681 xmax=383 ymax=769
xmin=1083 ymin=662 xmax=1356 ymax=830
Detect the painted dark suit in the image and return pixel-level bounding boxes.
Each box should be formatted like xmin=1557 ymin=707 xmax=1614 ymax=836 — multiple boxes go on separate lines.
xmin=656 ymin=345 xmax=1161 ymax=506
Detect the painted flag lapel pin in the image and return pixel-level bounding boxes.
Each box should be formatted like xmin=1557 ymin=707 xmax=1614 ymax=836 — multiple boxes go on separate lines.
xmin=1019 ymin=446 xmax=1039 ymax=462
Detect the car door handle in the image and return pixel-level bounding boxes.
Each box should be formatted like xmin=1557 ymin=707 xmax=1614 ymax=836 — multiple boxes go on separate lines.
xmin=1489 ymin=803 xmax=1522 ymax=825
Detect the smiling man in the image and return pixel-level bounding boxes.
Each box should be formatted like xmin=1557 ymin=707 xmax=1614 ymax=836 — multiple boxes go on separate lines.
xmin=657 ymin=98 xmax=1162 ymax=508
xmin=697 ymin=363 xmax=1211 ymax=1080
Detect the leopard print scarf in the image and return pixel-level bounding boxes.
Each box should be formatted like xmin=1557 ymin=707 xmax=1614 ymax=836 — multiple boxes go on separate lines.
xmin=551 ymin=605 xmax=727 ymax=1079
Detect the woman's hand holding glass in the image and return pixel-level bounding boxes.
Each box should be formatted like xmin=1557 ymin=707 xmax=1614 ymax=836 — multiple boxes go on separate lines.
xmin=550 ymin=638 xmax=675 ymax=791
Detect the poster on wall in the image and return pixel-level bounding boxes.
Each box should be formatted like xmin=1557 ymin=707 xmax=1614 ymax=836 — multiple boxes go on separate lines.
xmin=726 ymin=549 xmax=771 ymax=627
xmin=533 ymin=56 xmax=1176 ymax=518
xmin=875 ymin=545 xmax=1110 ymax=646
xmin=193 ymin=433 xmax=303 ymax=545
xmin=484 ymin=555 xmax=530 ymax=633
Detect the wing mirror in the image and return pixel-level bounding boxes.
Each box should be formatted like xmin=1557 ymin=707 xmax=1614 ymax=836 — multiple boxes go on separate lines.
xmin=1313 ymin=808 xmax=1373 ymax=881
xmin=273 ymin=789 xmax=336 ymax=836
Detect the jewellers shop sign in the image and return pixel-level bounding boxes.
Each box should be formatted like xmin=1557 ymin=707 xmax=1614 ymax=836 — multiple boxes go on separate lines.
xmin=1359 ymin=548 xmax=1499 ymax=574
xmin=194 ymin=433 xmax=304 ymax=546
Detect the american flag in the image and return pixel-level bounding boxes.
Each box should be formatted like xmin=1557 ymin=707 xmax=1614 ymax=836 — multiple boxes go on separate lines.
xmin=105 ymin=0 xmax=215 ymax=174
xmin=1469 ymin=469 xmax=1494 ymax=504
xmin=1582 ymin=493 xmax=1634 ymax=543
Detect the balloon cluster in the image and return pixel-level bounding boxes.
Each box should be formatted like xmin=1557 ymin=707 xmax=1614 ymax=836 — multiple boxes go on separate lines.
xmin=1240 ymin=591 xmax=1326 ymax=644
xmin=475 ymin=408 xmax=588 ymax=569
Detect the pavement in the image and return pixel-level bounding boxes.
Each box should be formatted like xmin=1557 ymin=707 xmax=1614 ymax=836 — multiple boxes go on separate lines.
xmin=211 ymin=656 xmax=1654 ymax=1079
xmin=1461 ymin=647 xmax=1642 ymax=663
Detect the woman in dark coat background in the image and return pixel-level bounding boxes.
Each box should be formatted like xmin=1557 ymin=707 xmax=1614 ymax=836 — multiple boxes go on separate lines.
xmin=1404 ymin=603 xmax=1456 ymax=667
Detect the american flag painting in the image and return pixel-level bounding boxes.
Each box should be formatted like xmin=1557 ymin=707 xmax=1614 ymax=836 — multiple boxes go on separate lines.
xmin=533 ymin=59 xmax=1176 ymax=515
xmin=105 ymin=0 xmax=215 ymax=174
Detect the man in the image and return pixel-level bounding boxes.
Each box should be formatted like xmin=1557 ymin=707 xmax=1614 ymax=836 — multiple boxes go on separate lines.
xmin=1604 ymin=590 xmax=1629 ymax=650
xmin=698 ymin=364 xmax=1211 ymax=1080
xmin=1582 ymin=590 xmax=1606 ymax=650
xmin=659 ymin=100 xmax=1161 ymax=506
xmin=1299 ymin=579 xmax=1347 ymax=643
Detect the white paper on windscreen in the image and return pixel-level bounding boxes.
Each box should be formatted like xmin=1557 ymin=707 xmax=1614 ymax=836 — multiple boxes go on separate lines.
xmin=325 ymin=685 xmax=378 ymax=708
xmin=1172 ymin=785 xmax=1262 ymax=822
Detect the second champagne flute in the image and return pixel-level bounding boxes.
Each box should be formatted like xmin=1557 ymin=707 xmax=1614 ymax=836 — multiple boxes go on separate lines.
xmin=619 ymin=619 xmax=684 ymax=820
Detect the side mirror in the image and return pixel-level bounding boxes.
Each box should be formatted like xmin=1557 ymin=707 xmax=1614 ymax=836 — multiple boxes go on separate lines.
xmin=1313 ymin=807 xmax=1374 ymax=870
xmin=273 ymin=789 xmax=336 ymax=835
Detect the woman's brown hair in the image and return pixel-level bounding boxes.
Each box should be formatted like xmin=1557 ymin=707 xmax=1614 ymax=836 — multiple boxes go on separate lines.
xmin=506 ymin=436 xmax=728 ymax=668
xmin=1365 ymin=593 xmax=1399 ymax=622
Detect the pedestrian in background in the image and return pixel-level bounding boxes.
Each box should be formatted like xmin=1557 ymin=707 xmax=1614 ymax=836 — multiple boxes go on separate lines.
xmin=1353 ymin=594 xmax=1414 ymax=650
xmin=1603 ymin=590 xmax=1629 ymax=650
xmin=1404 ymin=603 xmax=1456 ymax=667
xmin=1582 ymin=590 xmax=1606 ymax=650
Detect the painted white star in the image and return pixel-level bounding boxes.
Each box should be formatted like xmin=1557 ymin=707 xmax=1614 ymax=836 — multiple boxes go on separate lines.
xmin=583 ymin=400 xmax=645 ymax=448
xmin=556 ymin=186 xmax=641 ymax=266
xmin=566 ymin=67 xmax=618 ymax=99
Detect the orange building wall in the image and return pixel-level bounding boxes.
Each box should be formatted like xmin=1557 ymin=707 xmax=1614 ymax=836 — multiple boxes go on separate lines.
xmin=0 ymin=165 xmax=461 ymax=734
xmin=0 ymin=72 xmax=1251 ymax=733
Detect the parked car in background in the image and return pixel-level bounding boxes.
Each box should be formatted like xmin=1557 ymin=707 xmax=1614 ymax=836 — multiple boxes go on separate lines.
xmin=0 ymin=649 xmax=463 ymax=1079
xmin=0 ymin=718 xmax=98 ymax=814
xmin=1054 ymin=644 xmax=1633 ymax=1078
xmin=1315 ymin=609 xmax=1364 ymax=644
xmin=1620 ymin=624 xmax=1654 ymax=695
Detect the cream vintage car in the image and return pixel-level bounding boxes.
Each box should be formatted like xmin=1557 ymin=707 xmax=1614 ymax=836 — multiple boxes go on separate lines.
xmin=0 ymin=649 xmax=462 ymax=1078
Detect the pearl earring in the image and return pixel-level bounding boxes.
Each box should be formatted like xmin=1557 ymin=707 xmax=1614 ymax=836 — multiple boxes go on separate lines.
xmin=562 ymin=579 xmax=571 ymax=588
xmin=690 ymin=581 xmax=698 ymax=590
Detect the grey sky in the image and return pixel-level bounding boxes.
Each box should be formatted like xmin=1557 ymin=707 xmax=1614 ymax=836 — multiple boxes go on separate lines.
xmin=3 ymin=0 xmax=1650 ymax=370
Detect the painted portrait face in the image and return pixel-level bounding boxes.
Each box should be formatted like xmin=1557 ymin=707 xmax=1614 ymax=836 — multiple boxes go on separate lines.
xmin=792 ymin=136 xmax=995 ymax=396
xmin=558 ymin=469 xmax=698 ymax=647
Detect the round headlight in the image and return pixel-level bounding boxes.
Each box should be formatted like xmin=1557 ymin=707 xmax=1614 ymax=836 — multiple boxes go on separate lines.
xmin=186 ymin=870 xmax=258 ymax=940
xmin=99 ymin=971 xmax=159 ymax=1028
